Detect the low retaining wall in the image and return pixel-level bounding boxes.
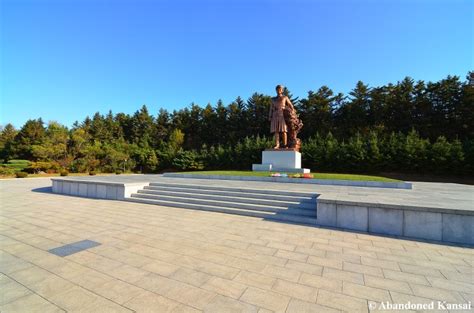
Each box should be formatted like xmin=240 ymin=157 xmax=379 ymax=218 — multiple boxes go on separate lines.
xmin=51 ymin=179 xmax=148 ymax=200
xmin=163 ymin=173 xmax=412 ymax=189
xmin=316 ymin=200 xmax=474 ymax=245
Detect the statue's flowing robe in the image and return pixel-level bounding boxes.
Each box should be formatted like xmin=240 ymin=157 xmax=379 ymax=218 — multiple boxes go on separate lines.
xmin=269 ymin=96 xmax=289 ymax=133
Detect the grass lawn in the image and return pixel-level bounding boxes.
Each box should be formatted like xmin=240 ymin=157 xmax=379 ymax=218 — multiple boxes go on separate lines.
xmin=1 ymin=171 xmax=401 ymax=182
xmin=179 ymin=170 xmax=402 ymax=182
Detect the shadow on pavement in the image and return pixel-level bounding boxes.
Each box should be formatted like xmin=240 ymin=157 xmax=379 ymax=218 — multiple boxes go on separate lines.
xmin=32 ymin=186 xmax=52 ymax=193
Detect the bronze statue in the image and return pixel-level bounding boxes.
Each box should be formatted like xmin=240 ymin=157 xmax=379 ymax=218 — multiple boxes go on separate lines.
xmin=268 ymin=85 xmax=303 ymax=150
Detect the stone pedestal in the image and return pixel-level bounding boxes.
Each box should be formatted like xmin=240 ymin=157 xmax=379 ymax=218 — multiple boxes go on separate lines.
xmin=252 ymin=149 xmax=310 ymax=173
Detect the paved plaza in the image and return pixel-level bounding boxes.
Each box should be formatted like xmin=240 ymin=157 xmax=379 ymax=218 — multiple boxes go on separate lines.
xmin=0 ymin=178 xmax=473 ymax=312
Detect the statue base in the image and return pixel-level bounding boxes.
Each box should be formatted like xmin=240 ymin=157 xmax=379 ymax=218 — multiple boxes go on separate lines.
xmin=252 ymin=150 xmax=310 ymax=173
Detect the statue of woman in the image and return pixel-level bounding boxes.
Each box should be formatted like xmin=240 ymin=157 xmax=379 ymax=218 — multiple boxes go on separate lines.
xmin=268 ymin=85 xmax=293 ymax=149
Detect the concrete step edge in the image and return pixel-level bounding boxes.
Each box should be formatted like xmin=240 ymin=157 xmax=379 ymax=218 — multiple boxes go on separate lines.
xmin=125 ymin=197 xmax=275 ymax=219
xmin=148 ymin=182 xmax=316 ymax=197
xmin=137 ymin=189 xmax=315 ymax=208
xmin=130 ymin=193 xmax=317 ymax=216
xmin=126 ymin=197 xmax=318 ymax=222
xmin=144 ymin=186 xmax=316 ymax=202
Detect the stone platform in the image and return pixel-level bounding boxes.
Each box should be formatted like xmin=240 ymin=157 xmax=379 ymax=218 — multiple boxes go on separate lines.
xmin=50 ymin=175 xmax=474 ymax=245
xmin=253 ymin=150 xmax=310 ymax=174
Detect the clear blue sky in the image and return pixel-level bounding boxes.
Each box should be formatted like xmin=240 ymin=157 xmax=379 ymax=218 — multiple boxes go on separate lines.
xmin=1 ymin=0 xmax=472 ymax=128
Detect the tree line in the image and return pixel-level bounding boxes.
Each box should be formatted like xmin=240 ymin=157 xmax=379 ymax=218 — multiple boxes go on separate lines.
xmin=0 ymin=73 xmax=472 ymax=175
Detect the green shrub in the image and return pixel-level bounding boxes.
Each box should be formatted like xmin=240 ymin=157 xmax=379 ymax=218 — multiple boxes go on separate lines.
xmin=15 ymin=171 xmax=28 ymax=178
xmin=3 ymin=160 xmax=30 ymax=171
xmin=8 ymin=159 xmax=30 ymax=165
xmin=89 ymin=171 xmax=97 ymax=176
xmin=0 ymin=166 xmax=16 ymax=175
xmin=448 ymin=139 xmax=465 ymax=174
xmin=201 ymin=145 xmax=233 ymax=170
xmin=430 ymin=136 xmax=451 ymax=172
xmin=3 ymin=163 xmax=23 ymax=168
xmin=172 ymin=150 xmax=204 ymax=170
xmin=404 ymin=130 xmax=429 ymax=171
xmin=60 ymin=170 xmax=69 ymax=176
xmin=28 ymin=161 xmax=60 ymax=173
xmin=115 ymin=170 xmax=123 ymax=175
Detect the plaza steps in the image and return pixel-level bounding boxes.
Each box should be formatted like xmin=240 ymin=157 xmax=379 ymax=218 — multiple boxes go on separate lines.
xmin=125 ymin=182 xmax=318 ymax=224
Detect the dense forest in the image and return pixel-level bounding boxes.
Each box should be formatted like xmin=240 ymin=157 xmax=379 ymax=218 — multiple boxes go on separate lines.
xmin=1 ymin=74 xmax=473 ymax=176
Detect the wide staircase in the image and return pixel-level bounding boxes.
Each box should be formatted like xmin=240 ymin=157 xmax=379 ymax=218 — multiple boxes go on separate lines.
xmin=125 ymin=182 xmax=318 ymax=224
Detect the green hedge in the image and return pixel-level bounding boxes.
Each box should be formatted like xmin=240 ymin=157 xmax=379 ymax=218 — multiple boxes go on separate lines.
xmin=2 ymin=133 xmax=470 ymax=176
xmin=301 ymin=131 xmax=469 ymax=174
xmin=189 ymin=132 xmax=472 ymax=175
xmin=2 ymin=159 xmax=31 ymax=171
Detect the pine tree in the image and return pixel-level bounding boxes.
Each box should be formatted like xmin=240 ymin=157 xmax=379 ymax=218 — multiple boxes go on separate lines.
xmin=14 ymin=119 xmax=46 ymax=159
xmin=0 ymin=124 xmax=17 ymax=161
